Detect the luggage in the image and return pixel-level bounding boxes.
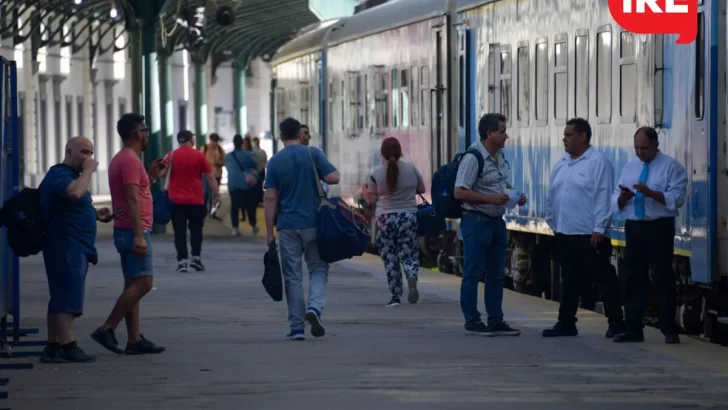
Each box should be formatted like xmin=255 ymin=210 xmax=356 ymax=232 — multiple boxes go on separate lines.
xmin=262 ymin=239 xmax=283 ymax=302
xmin=416 ymin=194 xmax=445 ymax=237
xmin=309 ymin=148 xmax=370 ymax=264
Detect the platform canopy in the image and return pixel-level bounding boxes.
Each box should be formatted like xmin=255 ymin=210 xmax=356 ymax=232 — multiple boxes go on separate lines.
xmin=0 ymin=0 xmax=338 ymax=69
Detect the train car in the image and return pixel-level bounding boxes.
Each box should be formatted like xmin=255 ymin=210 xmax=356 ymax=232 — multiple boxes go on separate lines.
xmin=270 ymin=0 xmax=728 ymax=344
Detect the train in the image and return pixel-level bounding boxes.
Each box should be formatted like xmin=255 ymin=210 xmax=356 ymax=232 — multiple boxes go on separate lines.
xmin=269 ymin=0 xmax=728 ymax=345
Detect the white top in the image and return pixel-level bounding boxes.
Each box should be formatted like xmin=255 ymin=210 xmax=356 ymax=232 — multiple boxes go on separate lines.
xmin=546 ymin=146 xmax=614 ymax=235
xmin=611 ymin=151 xmax=688 ymax=220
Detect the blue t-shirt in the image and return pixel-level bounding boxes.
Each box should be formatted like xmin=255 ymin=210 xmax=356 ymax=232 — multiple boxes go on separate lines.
xmin=39 ymin=164 xmax=98 ymax=264
xmin=264 ymin=144 xmax=337 ymax=230
xmin=224 ymin=149 xmax=258 ymax=191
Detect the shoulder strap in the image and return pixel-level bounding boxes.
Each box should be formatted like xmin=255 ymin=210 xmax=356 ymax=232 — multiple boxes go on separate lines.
xmin=163 ymin=151 xmax=173 ymax=191
xmin=308 ymin=147 xmax=326 ymax=200
xmin=231 ymin=151 xmax=247 ymax=174
xmin=465 ymin=148 xmax=485 ymax=176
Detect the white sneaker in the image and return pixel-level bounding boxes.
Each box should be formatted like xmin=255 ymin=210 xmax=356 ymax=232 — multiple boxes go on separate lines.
xmin=232 ymin=228 xmax=241 ymax=236
xmin=252 ymin=226 xmax=260 ymax=235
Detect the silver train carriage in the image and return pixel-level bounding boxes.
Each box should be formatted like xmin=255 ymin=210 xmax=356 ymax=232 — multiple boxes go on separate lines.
xmin=269 ymin=0 xmax=728 ymax=344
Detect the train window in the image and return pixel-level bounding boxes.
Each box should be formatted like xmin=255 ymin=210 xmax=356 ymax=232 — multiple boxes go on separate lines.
xmin=410 ymin=67 xmax=418 ymax=128
xmin=554 ymin=40 xmax=568 ymax=121
xmin=517 ymin=45 xmax=529 ymax=123
xmin=364 ymin=75 xmax=369 ymax=130
xmin=695 ymin=12 xmax=704 ymax=120
xmin=301 ymin=85 xmax=310 ymax=129
xmin=341 ymin=79 xmax=344 ymax=131
xmin=500 ymin=49 xmax=512 ymax=125
xmin=575 ymin=34 xmax=589 ymax=119
xmin=391 ymin=69 xmax=399 ymax=128
xmin=459 ymin=54 xmax=465 ymax=127
xmin=39 ymin=93 xmax=48 ymax=172
xmin=420 ymin=66 xmax=429 ymax=127
xmin=356 ymin=74 xmax=363 ymax=130
xmin=328 ymin=82 xmax=334 ymax=132
xmin=401 ymin=69 xmax=409 ymax=128
xmin=619 ymin=31 xmax=636 ymax=121
xmin=348 ymin=74 xmax=357 ymax=132
xmin=596 ymin=30 xmax=612 ymax=119
xmin=535 ymin=41 xmax=548 ymax=122
xmin=488 ymin=45 xmax=496 ymax=113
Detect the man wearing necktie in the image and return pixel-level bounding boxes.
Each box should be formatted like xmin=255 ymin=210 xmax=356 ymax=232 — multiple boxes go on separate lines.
xmin=543 ymin=118 xmax=625 ymax=339
xmin=612 ymin=126 xmax=688 ymax=344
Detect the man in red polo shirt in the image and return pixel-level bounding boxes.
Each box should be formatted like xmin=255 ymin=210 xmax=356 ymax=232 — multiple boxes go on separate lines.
xmin=162 ymin=130 xmax=220 ymax=272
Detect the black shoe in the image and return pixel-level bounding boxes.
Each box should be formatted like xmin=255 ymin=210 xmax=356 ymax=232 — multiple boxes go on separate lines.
xmin=91 ymin=328 xmax=124 ymax=354
xmin=176 ymin=260 xmax=188 ymax=273
xmin=124 ymin=334 xmax=166 ymax=355
xmin=613 ymin=330 xmax=644 ymax=343
xmin=542 ymin=322 xmax=578 ymax=337
xmin=488 ymin=321 xmax=521 ymax=336
xmin=664 ymin=333 xmax=681 ymax=344
xmin=464 ymin=321 xmax=494 ymax=336
xmin=39 ymin=343 xmax=60 ymax=363
xmin=305 ymin=310 xmax=326 ymax=338
xmin=55 ymin=342 xmax=96 ymax=363
xmin=605 ymin=322 xmax=626 ymax=338
xmin=190 ymin=256 xmax=205 ymax=271
xmin=386 ymin=297 xmax=401 ymax=307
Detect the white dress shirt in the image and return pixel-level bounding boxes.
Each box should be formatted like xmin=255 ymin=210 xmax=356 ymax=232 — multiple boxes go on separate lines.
xmin=611 ymin=151 xmax=688 ymax=220
xmin=546 ymin=146 xmax=614 ymax=235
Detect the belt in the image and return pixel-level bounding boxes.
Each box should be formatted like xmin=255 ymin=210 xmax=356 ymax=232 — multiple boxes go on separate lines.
xmin=462 ymin=210 xmax=502 ymax=219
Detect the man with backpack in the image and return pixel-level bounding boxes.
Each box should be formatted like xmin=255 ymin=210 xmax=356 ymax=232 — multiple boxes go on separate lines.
xmin=38 ymin=136 xmax=115 ymax=363
xmin=452 ymin=113 xmax=526 ymax=337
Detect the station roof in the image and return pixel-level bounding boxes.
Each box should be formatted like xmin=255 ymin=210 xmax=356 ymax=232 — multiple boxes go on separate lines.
xmin=0 ymin=0 xmax=324 ymax=68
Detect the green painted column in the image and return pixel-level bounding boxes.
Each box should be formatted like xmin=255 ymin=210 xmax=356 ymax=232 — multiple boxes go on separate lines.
xmin=194 ymin=59 xmax=208 ymax=149
xmin=159 ymin=53 xmax=173 ymax=155
xmin=233 ymin=61 xmax=247 ymax=135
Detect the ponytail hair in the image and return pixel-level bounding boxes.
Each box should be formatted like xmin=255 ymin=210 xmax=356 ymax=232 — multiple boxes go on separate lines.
xmin=381 ymin=137 xmax=402 ymax=195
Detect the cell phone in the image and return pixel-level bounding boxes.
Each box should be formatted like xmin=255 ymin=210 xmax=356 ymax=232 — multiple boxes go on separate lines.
xmin=619 ymin=185 xmax=632 ymax=193
xmin=111 ymin=208 xmax=124 ymax=218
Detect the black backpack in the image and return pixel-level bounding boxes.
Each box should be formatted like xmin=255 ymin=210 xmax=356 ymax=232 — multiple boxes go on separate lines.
xmin=431 ymin=149 xmax=485 ymax=220
xmin=0 ymin=187 xmax=45 ymax=257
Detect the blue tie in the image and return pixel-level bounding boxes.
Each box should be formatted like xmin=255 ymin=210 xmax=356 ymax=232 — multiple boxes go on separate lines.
xmin=634 ymin=162 xmax=649 ymax=219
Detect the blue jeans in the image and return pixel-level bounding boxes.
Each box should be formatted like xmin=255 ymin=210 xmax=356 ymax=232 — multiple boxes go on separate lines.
xmin=278 ymin=227 xmax=329 ymax=331
xmin=460 ymin=211 xmax=508 ymax=326
xmin=43 ymin=245 xmax=89 ymax=317
xmin=113 ymin=228 xmax=154 ymax=278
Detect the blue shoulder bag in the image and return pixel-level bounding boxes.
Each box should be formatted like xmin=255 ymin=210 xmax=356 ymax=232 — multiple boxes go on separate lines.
xmin=308 ymin=147 xmax=370 ymax=264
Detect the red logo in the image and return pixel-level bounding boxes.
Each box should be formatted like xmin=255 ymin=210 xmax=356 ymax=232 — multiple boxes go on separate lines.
xmin=608 ymin=0 xmax=697 ymax=45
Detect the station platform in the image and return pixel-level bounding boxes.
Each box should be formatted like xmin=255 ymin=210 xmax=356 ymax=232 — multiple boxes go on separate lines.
xmin=3 ymin=198 xmax=728 ymax=409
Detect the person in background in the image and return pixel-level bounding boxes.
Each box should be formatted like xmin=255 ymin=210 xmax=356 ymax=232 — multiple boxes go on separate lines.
xmin=201 ymin=133 xmax=225 ymax=217
xmin=164 ymin=130 xmax=220 ymax=273
xmin=543 ymin=118 xmax=625 ymax=339
xmin=365 ymin=137 xmax=425 ymax=307
xmin=252 ymin=136 xmax=268 ymax=205
xmin=39 ymin=136 xmax=114 ymax=363
xmin=225 ymin=134 xmax=260 ymax=236
xmin=611 ymin=126 xmax=688 ymax=345
xmin=264 ymin=117 xmax=340 ymax=341
xmin=91 ymin=112 xmax=166 ymax=356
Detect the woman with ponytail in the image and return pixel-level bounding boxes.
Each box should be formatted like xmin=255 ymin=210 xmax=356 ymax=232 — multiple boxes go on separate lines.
xmin=365 ymin=137 xmax=426 ymax=307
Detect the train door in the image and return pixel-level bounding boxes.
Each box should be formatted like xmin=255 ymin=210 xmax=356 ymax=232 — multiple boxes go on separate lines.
xmin=431 ymin=15 xmax=448 ymax=172
xmin=456 ymin=18 xmax=477 ymax=153
xmin=690 ymin=0 xmax=720 ymax=283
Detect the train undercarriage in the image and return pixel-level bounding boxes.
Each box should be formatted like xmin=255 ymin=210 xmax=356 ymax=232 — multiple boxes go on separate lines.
xmin=409 ymin=227 xmax=728 ymax=346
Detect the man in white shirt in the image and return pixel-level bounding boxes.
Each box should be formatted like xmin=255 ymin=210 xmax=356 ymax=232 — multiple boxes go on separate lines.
xmin=611 ymin=126 xmax=687 ymax=345
xmin=543 ymin=118 xmax=625 ymax=338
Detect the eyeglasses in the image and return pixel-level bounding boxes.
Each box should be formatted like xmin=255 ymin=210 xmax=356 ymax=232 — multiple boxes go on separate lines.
xmin=138 ymin=127 xmax=149 ymax=133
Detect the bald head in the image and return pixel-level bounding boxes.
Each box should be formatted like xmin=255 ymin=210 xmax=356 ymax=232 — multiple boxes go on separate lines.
xmin=64 ymin=136 xmax=94 ymax=172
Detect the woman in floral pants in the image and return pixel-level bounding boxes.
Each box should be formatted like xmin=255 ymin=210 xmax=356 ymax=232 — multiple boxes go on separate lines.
xmin=366 ymin=137 xmax=426 ymax=307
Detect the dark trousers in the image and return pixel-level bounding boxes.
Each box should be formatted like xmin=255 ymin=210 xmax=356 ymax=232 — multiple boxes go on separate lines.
xmin=256 ymin=170 xmax=265 ymax=204
xmin=555 ymin=233 xmax=624 ymax=327
xmin=170 ymin=203 xmax=206 ymax=261
xmin=229 ymin=189 xmax=258 ymax=228
xmin=623 ymin=217 xmax=677 ymax=334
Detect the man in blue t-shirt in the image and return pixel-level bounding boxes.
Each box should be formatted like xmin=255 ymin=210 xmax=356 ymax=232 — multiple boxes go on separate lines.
xmin=38 ymin=136 xmax=114 ymax=363
xmin=264 ymin=117 xmax=340 ymax=341
xmin=224 ymin=134 xmax=260 ymax=236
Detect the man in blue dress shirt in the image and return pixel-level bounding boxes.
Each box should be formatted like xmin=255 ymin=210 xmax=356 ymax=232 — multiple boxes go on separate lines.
xmin=543 ymin=118 xmax=625 ymax=338
xmin=611 ymin=126 xmax=688 ymax=344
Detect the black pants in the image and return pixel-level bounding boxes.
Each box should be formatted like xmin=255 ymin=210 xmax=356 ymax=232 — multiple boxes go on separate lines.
xmin=170 ymin=203 xmax=206 ymax=261
xmin=555 ymin=233 xmax=624 ymax=327
xmin=255 ymin=170 xmax=265 ymax=204
xmin=229 ymin=189 xmax=257 ymax=228
xmin=623 ymin=217 xmax=677 ymax=334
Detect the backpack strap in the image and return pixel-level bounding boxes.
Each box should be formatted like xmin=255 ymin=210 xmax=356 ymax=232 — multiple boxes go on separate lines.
xmin=465 ymin=148 xmax=485 ymax=177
